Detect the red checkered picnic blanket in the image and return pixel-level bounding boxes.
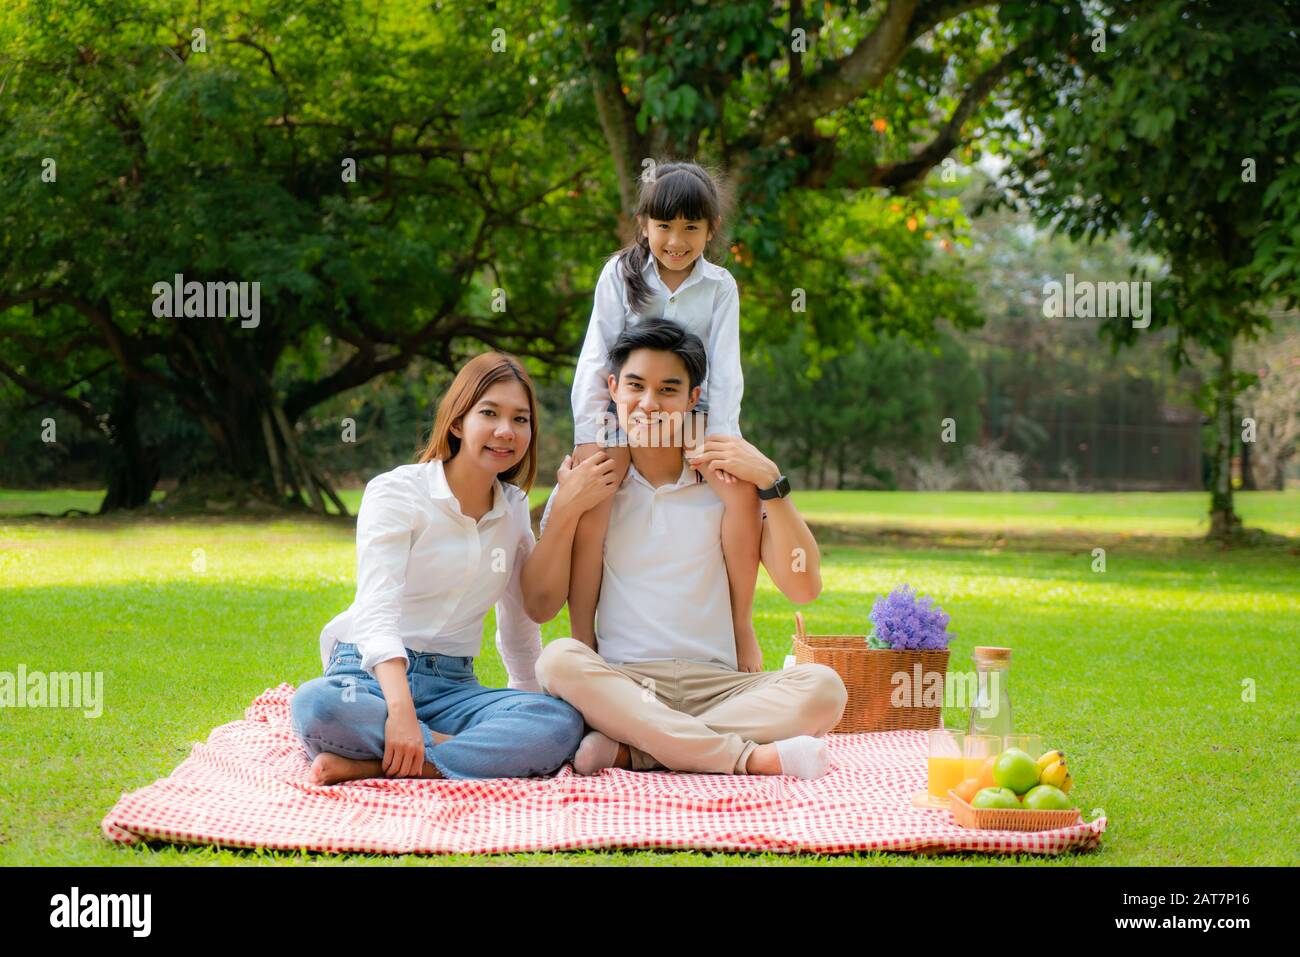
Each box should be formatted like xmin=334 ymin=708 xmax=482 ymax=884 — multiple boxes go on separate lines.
xmin=101 ymin=684 xmax=1106 ymax=855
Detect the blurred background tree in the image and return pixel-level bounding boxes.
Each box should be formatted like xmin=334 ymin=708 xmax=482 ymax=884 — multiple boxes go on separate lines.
xmin=988 ymin=0 xmax=1300 ymax=536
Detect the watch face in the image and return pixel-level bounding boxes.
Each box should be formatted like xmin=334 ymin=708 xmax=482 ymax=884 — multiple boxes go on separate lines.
xmin=759 ymin=475 xmax=789 ymax=499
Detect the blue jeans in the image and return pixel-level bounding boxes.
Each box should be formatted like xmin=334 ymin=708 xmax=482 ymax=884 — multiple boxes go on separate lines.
xmin=290 ymin=642 xmax=584 ymax=779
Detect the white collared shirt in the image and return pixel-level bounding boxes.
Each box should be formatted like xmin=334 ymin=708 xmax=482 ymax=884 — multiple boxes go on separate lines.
xmin=318 ymin=458 xmax=543 ymax=691
xmin=571 ymin=252 xmax=743 ymax=445
xmin=541 ymin=457 xmax=736 ymax=669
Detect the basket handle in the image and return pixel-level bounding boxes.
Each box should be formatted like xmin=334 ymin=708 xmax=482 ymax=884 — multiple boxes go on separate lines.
xmin=793 ymin=611 xmax=807 ymax=642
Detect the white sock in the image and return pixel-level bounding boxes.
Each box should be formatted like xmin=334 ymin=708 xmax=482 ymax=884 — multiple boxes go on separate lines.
xmin=774 ymin=735 xmax=830 ymax=779
xmin=573 ymin=730 xmax=621 ymax=775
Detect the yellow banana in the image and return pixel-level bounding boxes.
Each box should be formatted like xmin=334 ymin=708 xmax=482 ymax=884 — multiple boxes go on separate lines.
xmin=1037 ymin=749 xmax=1065 ymax=774
xmin=1040 ymin=758 xmax=1070 ymax=789
xmin=1059 ymin=772 xmax=1073 ymax=794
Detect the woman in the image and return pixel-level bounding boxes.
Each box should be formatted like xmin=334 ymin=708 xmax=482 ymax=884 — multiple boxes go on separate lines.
xmin=291 ymin=352 xmax=609 ymax=783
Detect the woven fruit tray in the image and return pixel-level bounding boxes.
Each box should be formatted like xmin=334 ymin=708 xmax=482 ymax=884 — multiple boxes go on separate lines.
xmin=947 ymin=790 xmax=1083 ymax=831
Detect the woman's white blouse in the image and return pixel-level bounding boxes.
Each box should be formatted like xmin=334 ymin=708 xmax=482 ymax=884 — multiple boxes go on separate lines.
xmin=317 ymin=458 xmax=543 ymax=691
xmin=570 ymin=252 xmax=743 ymax=445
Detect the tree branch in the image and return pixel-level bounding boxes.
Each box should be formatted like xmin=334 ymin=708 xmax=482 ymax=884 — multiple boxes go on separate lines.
xmin=0 ymin=289 xmax=161 ymax=385
xmin=750 ymin=0 xmax=921 ymax=150
xmin=906 ymin=0 xmax=996 ymax=42
xmin=878 ymin=47 xmax=1022 ymax=191
xmin=582 ymin=32 xmax=648 ymax=215
xmin=0 ymin=356 xmax=106 ymax=434
xmin=804 ymin=46 xmax=1024 ymax=193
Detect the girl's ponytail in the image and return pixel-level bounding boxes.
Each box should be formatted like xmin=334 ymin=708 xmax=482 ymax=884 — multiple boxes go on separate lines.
xmin=618 ymin=234 xmax=655 ymax=314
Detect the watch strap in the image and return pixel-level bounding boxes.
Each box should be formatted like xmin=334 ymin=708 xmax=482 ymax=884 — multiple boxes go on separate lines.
xmin=757 ymin=474 xmax=790 ymax=500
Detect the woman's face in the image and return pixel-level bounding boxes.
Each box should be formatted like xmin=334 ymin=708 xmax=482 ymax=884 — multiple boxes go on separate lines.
xmin=643 ymin=215 xmax=713 ymax=275
xmin=451 ymin=379 xmax=532 ymax=474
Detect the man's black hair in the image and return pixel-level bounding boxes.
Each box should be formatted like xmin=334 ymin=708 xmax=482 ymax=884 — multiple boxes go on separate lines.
xmin=606 ymin=318 xmax=708 ymax=390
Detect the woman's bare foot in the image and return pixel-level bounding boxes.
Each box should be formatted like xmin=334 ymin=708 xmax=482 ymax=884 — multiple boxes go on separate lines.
xmin=309 ymin=752 xmax=444 ymax=785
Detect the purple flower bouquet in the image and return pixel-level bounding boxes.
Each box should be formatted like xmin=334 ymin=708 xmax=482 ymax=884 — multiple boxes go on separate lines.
xmin=866 ymin=584 xmax=953 ymax=650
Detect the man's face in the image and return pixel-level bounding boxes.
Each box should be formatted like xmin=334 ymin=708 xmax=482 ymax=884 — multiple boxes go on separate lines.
xmin=642 ymin=215 xmax=712 ymax=276
xmin=608 ymin=348 xmax=700 ymax=448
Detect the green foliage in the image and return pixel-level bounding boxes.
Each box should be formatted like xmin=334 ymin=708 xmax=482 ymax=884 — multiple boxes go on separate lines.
xmin=0 ymin=0 xmax=603 ymax=495
xmin=997 ymin=0 xmax=1300 ymax=359
xmin=736 ymin=186 xmax=983 ymax=349
xmin=743 ymin=324 xmax=982 ymax=489
xmin=1254 ymin=85 xmax=1300 ymax=296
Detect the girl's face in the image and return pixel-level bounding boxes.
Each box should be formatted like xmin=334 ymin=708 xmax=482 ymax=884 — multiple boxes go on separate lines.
xmin=643 ymin=215 xmax=713 ymax=275
xmin=450 ymin=379 xmax=532 ymax=475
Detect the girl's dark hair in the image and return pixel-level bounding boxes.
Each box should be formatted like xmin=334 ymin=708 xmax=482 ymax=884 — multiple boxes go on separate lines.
xmin=616 ymin=161 xmax=730 ymax=313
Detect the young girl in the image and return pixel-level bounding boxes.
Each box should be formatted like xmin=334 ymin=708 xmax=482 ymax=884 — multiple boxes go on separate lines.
xmin=569 ymin=161 xmax=764 ymax=672
xmin=290 ymin=353 xmax=585 ymax=783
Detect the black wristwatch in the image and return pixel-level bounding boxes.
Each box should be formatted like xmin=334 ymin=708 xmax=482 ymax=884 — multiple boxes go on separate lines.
xmin=757 ymin=473 xmax=791 ymax=500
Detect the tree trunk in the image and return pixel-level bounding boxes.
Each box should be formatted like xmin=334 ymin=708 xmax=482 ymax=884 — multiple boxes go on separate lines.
xmin=1240 ymin=428 xmax=1257 ymax=490
xmin=163 ymin=394 xmax=344 ymax=515
xmin=97 ymin=385 xmax=160 ymax=513
xmin=1208 ymin=341 xmax=1242 ymax=539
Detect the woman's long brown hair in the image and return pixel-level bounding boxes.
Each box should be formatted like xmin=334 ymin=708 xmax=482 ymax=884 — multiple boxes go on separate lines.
xmin=416 ymin=352 xmax=539 ymax=492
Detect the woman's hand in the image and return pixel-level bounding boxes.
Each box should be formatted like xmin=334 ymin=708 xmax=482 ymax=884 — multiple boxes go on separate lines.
xmin=383 ymin=704 xmax=426 ymax=778
xmin=687 ymin=435 xmax=781 ymax=490
xmin=551 ymin=448 xmax=621 ymax=518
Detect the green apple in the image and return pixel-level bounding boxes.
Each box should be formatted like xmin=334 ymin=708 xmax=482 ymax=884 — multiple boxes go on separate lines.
xmin=1022 ymin=784 xmax=1073 ymax=811
xmin=993 ymin=748 xmax=1040 ymax=795
xmin=971 ymin=787 xmax=1022 ymax=809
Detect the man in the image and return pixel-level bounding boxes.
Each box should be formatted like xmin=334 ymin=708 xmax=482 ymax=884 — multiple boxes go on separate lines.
xmin=521 ymin=319 xmax=847 ymax=778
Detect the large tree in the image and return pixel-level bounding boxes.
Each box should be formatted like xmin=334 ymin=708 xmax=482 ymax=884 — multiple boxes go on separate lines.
xmin=0 ymin=0 xmax=602 ymax=511
xmin=992 ymin=0 xmax=1300 ymax=536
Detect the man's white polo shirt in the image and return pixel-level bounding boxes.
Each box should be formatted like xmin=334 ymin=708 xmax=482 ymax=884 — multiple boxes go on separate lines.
xmin=541 ymin=456 xmax=736 ymax=670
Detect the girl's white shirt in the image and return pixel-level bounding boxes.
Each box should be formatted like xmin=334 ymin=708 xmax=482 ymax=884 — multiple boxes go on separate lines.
xmin=317 ymin=458 xmax=542 ymax=691
xmin=571 ymin=252 xmax=742 ymax=445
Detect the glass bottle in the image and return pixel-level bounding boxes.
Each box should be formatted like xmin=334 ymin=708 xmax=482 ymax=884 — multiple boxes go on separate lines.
xmin=967 ymin=646 xmax=1013 ymax=738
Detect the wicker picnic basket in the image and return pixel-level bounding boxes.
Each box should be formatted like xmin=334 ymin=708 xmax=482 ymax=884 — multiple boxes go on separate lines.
xmin=792 ymin=611 xmax=950 ymax=733
xmin=947 ymin=790 xmax=1083 ymax=831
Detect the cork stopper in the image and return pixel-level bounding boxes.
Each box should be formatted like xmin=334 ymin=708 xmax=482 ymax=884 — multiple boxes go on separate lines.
xmin=973 ymin=646 xmax=1012 ymax=664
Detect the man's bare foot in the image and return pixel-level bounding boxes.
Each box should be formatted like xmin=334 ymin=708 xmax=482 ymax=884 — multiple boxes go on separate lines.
xmin=309 ymin=752 xmax=443 ymax=785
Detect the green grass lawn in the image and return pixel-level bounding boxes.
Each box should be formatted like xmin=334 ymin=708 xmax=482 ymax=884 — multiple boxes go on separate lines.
xmin=1 ymin=489 xmax=1297 ymax=865
xmin=7 ymin=486 xmax=1295 ymax=539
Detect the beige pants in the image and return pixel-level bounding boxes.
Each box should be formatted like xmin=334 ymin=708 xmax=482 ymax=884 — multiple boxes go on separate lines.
xmin=534 ymin=638 xmax=847 ymax=774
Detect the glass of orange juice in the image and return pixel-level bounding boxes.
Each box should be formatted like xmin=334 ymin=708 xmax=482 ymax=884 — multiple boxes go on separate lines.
xmin=927 ymin=728 xmax=966 ymax=803
xmin=963 ymin=734 xmax=1001 ymax=782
